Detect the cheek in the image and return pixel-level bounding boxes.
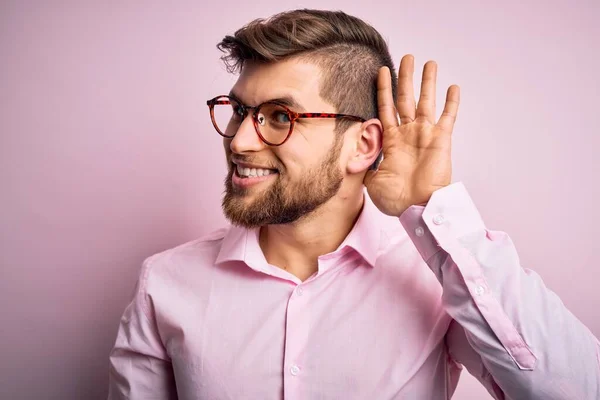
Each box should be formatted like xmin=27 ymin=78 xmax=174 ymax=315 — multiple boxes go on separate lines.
xmin=277 ymin=151 xmax=328 ymax=181
xmin=223 ymin=139 xmax=232 ymax=158
xmin=281 ymin=129 xmax=336 ymax=164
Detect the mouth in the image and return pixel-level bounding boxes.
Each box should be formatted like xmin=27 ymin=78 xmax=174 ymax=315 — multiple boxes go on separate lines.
xmin=235 ymin=164 xmax=278 ymax=178
xmin=231 ymin=163 xmax=279 ymax=188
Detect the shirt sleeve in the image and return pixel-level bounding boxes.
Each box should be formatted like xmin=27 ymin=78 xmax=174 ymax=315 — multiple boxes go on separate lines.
xmin=107 ymin=257 xmax=177 ymax=400
xmin=399 ymin=182 xmax=600 ymax=400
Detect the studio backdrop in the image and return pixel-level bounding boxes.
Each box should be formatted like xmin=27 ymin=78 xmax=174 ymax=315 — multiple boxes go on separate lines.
xmin=1 ymin=1 xmax=598 ymax=399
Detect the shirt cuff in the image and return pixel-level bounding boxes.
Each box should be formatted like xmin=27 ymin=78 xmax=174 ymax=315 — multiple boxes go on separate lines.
xmin=399 ymin=182 xmax=485 ymax=261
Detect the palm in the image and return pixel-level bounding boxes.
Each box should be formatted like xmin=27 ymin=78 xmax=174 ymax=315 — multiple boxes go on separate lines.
xmin=364 ymin=55 xmax=460 ymax=216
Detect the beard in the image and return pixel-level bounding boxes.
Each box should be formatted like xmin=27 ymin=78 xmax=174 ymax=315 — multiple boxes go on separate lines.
xmin=222 ymin=137 xmax=344 ymax=228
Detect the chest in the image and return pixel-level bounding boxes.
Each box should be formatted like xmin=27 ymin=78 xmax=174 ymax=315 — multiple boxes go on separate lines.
xmin=161 ymin=261 xmax=450 ymax=399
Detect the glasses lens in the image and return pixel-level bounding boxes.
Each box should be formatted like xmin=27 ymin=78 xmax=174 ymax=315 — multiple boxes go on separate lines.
xmin=212 ymin=98 xmax=243 ymax=137
xmin=256 ymin=102 xmax=292 ymax=145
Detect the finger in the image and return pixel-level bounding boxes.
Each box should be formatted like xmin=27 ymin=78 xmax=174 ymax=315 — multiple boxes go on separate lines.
xmin=416 ymin=60 xmax=437 ymax=124
xmin=377 ymin=66 xmax=400 ymax=131
xmin=396 ymin=54 xmax=416 ymax=125
xmin=437 ymin=85 xmax=460 ymax=132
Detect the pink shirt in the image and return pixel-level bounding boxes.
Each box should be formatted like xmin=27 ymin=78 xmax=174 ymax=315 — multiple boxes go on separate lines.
xmin=108 ymin=183 xmax=600 ymax=399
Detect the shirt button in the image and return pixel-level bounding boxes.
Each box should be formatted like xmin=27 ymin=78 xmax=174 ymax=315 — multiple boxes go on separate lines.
xmin=475 ymin=285 xmax=485 ymax=296
xmin=296 ymin=287 xmax=304 ymax=296
xmin=415 ymin=226 xmax=425 ymax=237
xmin=432 ymin=214 xmax=445 ymax=225
xmin=290 ymin=365 xmax=300 ymax=376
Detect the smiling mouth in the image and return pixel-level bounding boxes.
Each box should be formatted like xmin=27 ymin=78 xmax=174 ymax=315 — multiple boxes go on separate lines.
xmin=234 ymin=164 xmax=279 ymax=178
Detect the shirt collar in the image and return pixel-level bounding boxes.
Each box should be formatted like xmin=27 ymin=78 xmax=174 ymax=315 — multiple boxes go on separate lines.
xmin=215 ymin=189 xmax=383 ymax=269
xmin=335 ymin=190 xmax=382 ymax=268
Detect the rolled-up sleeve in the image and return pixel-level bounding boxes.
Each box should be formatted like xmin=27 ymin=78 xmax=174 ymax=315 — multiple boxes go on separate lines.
xmin=108 ymin=257 xmax=177 ymax=400
xmin=399 ymin=182 xmax=600 ymax=400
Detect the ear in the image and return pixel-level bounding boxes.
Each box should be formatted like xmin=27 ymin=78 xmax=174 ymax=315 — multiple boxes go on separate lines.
xmin=346 ymin=118 xmax=383 ymax=174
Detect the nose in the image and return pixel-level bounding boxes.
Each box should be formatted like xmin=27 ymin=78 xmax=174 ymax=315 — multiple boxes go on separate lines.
xmin=229 ymin=112 xmax=266 ymax=154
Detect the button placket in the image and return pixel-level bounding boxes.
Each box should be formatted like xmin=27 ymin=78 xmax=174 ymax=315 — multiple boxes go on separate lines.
xmin=283 ymin=284 xmax=310 ymax=398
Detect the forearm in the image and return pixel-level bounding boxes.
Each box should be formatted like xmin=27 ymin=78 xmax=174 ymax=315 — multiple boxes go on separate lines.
xmin=400 ymin=182 xmax=600 ymax=399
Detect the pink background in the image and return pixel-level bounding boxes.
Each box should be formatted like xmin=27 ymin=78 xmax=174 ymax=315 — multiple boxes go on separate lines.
xmin=1 ymin=1 xmax=598 ymax=399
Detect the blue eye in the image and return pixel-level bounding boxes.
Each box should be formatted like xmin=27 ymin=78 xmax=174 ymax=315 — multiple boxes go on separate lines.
xmin=274 ymin=112 xmax=290 ymax=123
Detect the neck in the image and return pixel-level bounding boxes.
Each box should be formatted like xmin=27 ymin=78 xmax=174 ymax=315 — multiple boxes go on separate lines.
xmin=259 ymin=189 xmax=364 ymax=282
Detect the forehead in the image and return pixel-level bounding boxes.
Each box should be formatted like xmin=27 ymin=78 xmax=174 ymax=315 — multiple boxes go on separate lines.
xmin=230 ymin=59 xmax=331 ymax=111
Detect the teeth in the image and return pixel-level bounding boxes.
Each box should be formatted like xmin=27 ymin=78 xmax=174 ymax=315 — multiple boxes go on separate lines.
xmin=236 ymin=164 xmax=275 ymax=178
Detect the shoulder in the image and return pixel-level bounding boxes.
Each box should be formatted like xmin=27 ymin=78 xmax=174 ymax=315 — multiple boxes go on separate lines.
xmin=371 ymin=210 xmax=430 ymax=268
xmin=138 ymin=226 xmax=231 ymax=289
xmin=370 ymin=209 xmax=410 ymax=250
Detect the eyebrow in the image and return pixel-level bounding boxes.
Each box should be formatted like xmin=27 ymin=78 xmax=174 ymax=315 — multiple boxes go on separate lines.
xmin=228 ymin=90 xmax=306 ymax=112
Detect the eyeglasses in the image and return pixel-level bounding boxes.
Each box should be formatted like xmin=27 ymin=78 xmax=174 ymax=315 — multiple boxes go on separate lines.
xmin=206 ymin=95 xmax=366 ymax=146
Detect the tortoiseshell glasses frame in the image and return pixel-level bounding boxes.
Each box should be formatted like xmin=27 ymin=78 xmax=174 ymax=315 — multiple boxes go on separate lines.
xmin=206 ymin=95 xmax=366 ymax=146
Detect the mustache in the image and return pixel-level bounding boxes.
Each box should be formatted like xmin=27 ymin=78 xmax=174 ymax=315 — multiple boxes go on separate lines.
xmin=229 ymin=155 xmax=281 ymax=171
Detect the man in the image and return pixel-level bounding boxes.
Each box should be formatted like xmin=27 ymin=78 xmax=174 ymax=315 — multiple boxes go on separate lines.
xmin=108 ymin=9 xmax=600 ymax=400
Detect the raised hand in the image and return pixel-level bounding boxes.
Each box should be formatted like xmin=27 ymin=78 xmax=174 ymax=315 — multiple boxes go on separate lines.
xmin=364 ymin=54 xmax=460 ymax=217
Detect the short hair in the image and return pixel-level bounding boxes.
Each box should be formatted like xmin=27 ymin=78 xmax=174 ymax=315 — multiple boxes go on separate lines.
xmin=217 ymin=9 xmax=398 ymax=133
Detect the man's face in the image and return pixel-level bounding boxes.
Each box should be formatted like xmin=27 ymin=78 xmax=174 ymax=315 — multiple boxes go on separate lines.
xmin=222 ymin=59 xmax=347 ymax=228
